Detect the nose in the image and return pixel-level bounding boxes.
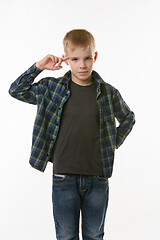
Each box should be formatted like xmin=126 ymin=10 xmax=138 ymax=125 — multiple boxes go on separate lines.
xmin=80 ymin=60 xmax=87 ymax=69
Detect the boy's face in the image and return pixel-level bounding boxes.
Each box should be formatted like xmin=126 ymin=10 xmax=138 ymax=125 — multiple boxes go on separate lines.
xmin=62 ymin=46 xmax=98 ymax=86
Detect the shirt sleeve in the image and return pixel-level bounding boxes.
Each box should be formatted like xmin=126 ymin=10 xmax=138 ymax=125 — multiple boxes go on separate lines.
xmin=8 ymin=63 xmax=44 ymax=105
xmin=113 ymin=89 xmax=135 ymax=148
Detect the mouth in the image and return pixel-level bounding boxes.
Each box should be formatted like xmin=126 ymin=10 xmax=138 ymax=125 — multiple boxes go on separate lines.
xmin=78 ymin=71 xmax=88 ymax=74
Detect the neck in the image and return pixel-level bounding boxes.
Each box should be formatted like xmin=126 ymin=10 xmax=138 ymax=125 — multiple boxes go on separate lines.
xmin=71 ymin=73 xmax=93 ymax=86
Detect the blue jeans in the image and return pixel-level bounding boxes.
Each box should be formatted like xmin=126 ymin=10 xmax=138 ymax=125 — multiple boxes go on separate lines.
xmin=52 ymin=174 xmax=109 ymax=240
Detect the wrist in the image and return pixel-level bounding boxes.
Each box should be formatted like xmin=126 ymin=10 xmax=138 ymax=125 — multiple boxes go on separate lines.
xmin=36 ymin=62 xmax=44 ymax=70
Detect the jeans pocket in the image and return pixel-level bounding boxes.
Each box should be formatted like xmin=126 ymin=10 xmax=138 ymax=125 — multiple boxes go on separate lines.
xmin=94 ymin=175 xmax=109 ymax=184
xmin=53 ymin=174 xmax=70 ymax=186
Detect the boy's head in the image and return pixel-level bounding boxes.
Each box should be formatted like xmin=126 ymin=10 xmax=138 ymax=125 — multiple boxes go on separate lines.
xmin=63 ymin=29 xmax=96 ymax=56
xmin=62 ymin=29 xmax=98 ymax=85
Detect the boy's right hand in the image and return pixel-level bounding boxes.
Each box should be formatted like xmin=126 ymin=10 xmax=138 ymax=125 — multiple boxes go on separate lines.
xmin=36 ymin=54 xmax=69 ymax=71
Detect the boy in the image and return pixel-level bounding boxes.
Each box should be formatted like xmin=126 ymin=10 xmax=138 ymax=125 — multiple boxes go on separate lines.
xmin=9 ymin=29 xmax=135 ymax=240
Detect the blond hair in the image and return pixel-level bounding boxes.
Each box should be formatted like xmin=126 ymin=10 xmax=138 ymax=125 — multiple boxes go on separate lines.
xmin=63 ymin=29 xmax=96 ymax=55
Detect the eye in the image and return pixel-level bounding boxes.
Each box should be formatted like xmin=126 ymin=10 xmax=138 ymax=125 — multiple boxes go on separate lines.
xmin=86 ymin=57 xmax=92 ymax=60
xmin=72 ymin=58 xmax=77 ymax=61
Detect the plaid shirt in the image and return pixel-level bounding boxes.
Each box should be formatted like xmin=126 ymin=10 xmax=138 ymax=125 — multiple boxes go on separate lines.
xmin=8 ymin=63 xmax=135 ymax=178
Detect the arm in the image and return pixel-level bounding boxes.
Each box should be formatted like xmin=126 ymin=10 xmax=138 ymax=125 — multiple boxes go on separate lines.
xmin=113 ymin=89 xmax=135 ymax=148
xmin=8 ymin=54 xmax=69 ymax=105
xmin=8 ymin=63 xmax=43 ymax=105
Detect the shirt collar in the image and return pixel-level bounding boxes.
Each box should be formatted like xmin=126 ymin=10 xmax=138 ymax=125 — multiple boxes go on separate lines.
xmin=59 ymin=70 xmax=105 ymax=86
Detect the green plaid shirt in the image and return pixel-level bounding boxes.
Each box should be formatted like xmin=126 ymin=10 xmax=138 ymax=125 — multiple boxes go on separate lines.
xmin=8 ymin=63 xmax=135 ymax=178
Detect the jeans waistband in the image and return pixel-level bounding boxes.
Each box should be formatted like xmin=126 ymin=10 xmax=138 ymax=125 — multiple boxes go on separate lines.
xmin=54 ymin=174 xmax=66 ymax=178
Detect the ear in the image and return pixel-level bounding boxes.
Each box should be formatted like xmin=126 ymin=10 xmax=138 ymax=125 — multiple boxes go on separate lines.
xmin=62 ymin=54 xmax=69 ymax=65
xmin=94 ymin=51 xmax=98 ymax=63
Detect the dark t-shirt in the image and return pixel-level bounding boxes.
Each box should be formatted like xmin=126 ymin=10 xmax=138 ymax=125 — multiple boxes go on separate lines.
xmin=52 ymin=78 xmax=104 ymax=176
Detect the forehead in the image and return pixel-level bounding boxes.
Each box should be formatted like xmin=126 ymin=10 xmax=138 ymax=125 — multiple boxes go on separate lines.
xmin=67 ymin=47 xmax=94 ymax=57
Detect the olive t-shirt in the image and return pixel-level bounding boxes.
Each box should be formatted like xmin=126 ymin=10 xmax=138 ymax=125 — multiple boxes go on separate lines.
xmin=52 ymin=78 xmax=104 ymax=176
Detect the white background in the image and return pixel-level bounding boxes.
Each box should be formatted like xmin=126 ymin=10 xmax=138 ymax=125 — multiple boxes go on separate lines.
xmin=1 ymin=0 xmax=160 ymax=239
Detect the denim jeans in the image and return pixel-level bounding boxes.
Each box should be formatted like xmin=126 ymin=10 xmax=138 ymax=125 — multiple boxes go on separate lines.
xmin=52 ymin=174 xmax=109 ymax=240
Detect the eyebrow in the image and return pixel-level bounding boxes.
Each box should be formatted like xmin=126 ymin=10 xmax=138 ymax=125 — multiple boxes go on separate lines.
xmin=70 ymin=55 xmax=92 ymax=59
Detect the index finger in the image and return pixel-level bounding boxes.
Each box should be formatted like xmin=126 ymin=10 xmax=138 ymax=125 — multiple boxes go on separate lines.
xmin=62 ymin=56 xmax=69 ymax=61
